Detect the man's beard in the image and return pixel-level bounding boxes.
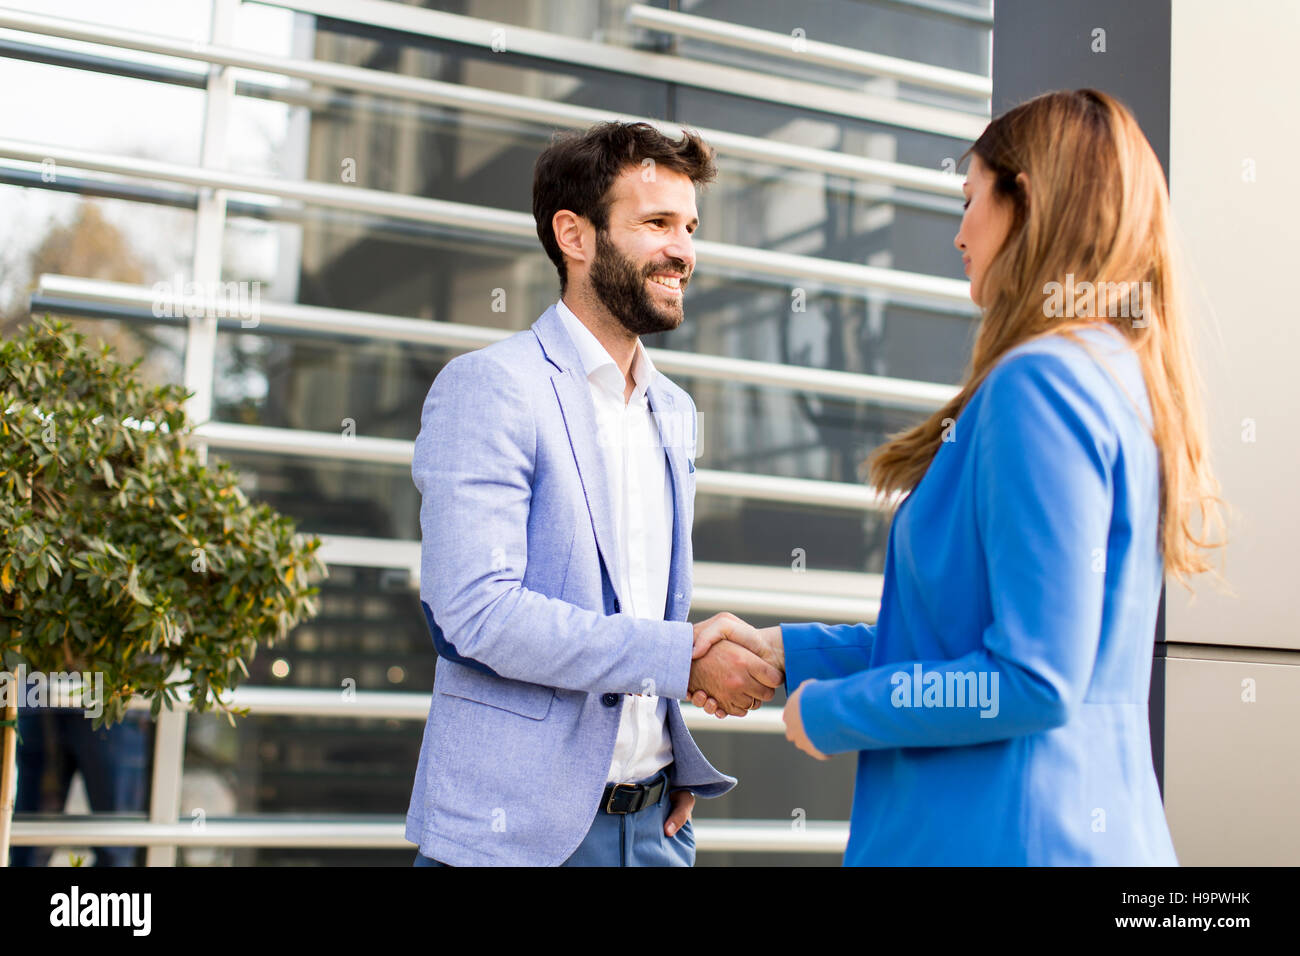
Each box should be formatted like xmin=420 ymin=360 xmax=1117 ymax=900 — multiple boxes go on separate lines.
xmin=589 ymin=229 xmax=688 ymax=336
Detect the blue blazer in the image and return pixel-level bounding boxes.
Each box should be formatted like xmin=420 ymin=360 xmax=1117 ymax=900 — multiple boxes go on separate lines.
xmin=405 ymin=305 xmax=734 ymax=866
xmin=785 ymin=324 xmax=1178 ymax=865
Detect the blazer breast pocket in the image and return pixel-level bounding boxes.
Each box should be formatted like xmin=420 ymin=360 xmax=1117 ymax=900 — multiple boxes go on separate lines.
xmin=437 ymin=663 xmax=555 ymax=720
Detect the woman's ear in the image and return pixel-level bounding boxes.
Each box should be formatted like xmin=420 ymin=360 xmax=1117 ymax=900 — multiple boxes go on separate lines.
xmin=1015 ymin=171 xmax=1030 ymax=204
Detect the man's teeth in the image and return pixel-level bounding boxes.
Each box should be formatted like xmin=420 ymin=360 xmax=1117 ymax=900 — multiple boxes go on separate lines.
xmin=648 ymin=275 xmax=682 ymax=289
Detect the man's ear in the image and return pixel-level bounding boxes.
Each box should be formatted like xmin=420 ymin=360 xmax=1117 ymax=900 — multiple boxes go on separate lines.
xmin=552 ymin=209 xmax=591 ymax=271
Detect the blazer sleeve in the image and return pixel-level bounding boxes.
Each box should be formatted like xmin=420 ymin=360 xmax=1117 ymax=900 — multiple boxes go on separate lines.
xmin=414 ymin=351 xmax=694 ymax=699
xmin=797 ymin=350 xmax=1117 ymax=755
xmin=782 ymin=623 xmax=878 ymax=689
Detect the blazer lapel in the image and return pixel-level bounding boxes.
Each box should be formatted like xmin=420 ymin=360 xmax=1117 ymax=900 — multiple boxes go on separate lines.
xmin=647 ymin=381 xmax=692 ymax=623
xmin=533 ymin=307 xmax=627 ymax=613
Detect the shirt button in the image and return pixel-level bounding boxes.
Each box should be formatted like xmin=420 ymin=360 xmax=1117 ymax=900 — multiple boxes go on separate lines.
xmin=601 ymin=693 xmax=620 ymax=707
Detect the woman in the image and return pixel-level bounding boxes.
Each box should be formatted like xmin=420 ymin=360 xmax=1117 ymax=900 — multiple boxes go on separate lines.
xmin=692 ymin=89 xmax=1227 ymax=865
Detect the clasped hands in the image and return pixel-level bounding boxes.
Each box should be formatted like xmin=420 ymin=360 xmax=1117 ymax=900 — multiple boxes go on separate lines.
xmin=686 ymin=612 xmax=827 ymax=759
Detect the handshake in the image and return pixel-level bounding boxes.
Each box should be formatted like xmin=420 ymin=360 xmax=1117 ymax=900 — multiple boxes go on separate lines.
xmin=685 ymin=613 xmax=827 ymax=759
xmin=685 ymin=612 xmax=785 ymax=718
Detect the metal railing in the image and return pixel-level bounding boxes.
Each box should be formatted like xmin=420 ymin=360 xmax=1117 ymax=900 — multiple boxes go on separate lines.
xmin=626 ymin=4 xmax=992 ymax=98
xmin=197 ymin=418 xmax=899 ymax=512
xmin=11 ymin=818 xmax=849 ymax=854
xmin=34 ymin=274 xmax=961 ymax=412
xmin=0 ymin=139 xmax=975 ymax=311
xmin=311 ymin=536 xmax=883 ymax=624
xmin=0 ymin=8 xmax=972 ymax=199
xmin=195 ymin=421 xmax=896 ymax=514
xmin=254 ymin=0 xmax=988 ymax=139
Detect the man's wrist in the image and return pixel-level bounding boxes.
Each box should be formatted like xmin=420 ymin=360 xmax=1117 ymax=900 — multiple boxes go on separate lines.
xmin=666 ymin=619 xmax=695 ymax=700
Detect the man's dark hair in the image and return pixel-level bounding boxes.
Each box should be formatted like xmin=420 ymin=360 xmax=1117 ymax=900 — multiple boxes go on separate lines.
xmin=532 ymin=121 xmax=716 ymax=293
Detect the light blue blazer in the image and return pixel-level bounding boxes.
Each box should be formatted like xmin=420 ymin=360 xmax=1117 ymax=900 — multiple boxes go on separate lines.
xmin=405 ymin=305 xmax=735 ymax=866
xmin=786 ymin=324 xmax=1178 ymax=865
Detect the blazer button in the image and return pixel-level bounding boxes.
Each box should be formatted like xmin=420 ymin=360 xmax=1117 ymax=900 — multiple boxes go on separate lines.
xmin=601 ymin=693 xmax=619 ymax=707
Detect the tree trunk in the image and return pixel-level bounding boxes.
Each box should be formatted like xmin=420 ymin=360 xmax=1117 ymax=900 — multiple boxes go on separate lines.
xmin=1 ymin=476 xmax=33 ymax=865
xmin=0 ymin=691 xmax=16 ymax=867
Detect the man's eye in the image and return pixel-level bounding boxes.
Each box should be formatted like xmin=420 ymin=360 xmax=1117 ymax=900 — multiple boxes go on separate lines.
xmin=962 ymin=200 xmax=970 ymax=210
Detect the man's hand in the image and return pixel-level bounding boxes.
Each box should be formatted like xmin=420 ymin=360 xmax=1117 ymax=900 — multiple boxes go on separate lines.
xmin=687 ymin=638 xmax=782 ymax=717
xmin=664 ymin=789 xmax=694 ymax=837
xmin=689 ymin=613 xmax=785 ymax=718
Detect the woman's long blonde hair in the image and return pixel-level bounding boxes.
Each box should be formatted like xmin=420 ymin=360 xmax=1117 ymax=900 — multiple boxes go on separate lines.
xmin=866 ymin=89 xmax=1226 ymax=592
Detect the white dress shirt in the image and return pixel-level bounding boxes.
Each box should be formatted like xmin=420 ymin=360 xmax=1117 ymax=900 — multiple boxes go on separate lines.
xmin=555 ymin=299 xmax=675 ymax=785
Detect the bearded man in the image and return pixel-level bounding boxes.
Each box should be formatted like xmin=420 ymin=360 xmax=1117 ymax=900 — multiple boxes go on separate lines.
xmin=405 ymin=122 xmax=783 ymax=867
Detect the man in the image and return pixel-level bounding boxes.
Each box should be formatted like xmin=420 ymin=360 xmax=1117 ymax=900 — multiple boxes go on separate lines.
xmin=406 ymin=122 xmax=784 ymax=867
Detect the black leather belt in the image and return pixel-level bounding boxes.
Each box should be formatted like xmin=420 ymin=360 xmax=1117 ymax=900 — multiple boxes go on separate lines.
xmin=601 ymin=771 xmax=667 ymax=814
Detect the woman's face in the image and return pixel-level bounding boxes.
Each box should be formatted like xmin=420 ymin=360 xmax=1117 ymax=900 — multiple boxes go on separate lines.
xmin=954 ymin=153 xmax=1018 ymax=307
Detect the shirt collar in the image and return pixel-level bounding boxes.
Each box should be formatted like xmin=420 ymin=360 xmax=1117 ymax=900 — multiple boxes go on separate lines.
xmin=554 ymin=299 xmax=657 ymax=403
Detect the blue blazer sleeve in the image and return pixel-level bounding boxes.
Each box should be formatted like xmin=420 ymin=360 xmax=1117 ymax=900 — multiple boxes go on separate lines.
xmin=782 ymin=623 xmax=877 ymax=690
xmin=414 ymin=351 xmax=694 ymax=699
xmin=798 ymin=351 xmax=1117 ymax=755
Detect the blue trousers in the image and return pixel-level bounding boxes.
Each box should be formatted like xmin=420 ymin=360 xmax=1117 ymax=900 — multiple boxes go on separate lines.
xmin=10 ymin=708 xmax=152 ymax=867
xmin=414 ymin=769 xmax=695 ymax=867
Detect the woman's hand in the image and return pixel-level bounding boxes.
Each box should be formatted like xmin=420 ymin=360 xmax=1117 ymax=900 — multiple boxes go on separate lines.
xmin=689 ymin=615 xmax=785 ymax=718
xmin=783 ymin=679 xmax=828 ymax=760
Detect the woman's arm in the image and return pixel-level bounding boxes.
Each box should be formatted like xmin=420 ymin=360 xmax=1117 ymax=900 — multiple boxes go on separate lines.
xmin=798 ymin=350 xmax=1119 ymax=754
xmin=782 ymin=622 xmax=878 ymax=688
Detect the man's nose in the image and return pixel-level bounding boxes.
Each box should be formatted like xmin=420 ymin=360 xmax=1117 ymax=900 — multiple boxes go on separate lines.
xmin=663 ymin=227 xmax=695 ymax=270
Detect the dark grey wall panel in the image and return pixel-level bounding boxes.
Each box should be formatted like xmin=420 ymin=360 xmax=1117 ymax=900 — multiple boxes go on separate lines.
xmin=992 ymin=0 xmax=1171 ymax=180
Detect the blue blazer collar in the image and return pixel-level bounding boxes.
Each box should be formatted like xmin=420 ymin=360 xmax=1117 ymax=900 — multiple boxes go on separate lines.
xmin=533 ymin=304 xmax=581 ymax=375
xmin=533 ymin=304 xmax=679 ymax=411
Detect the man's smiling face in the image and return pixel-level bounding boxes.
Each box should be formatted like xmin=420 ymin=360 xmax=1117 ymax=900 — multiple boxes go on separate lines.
xmin=589 ymin=165 xmax=699 ymax=336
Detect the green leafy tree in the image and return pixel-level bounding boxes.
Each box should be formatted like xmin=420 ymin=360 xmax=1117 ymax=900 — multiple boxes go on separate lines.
xmin=0 ymin=316 xmax=326 ymax=863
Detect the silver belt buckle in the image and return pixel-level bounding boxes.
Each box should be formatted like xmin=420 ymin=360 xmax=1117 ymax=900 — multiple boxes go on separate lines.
xmin=605 ymin=783 xmax=636 ymax=814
